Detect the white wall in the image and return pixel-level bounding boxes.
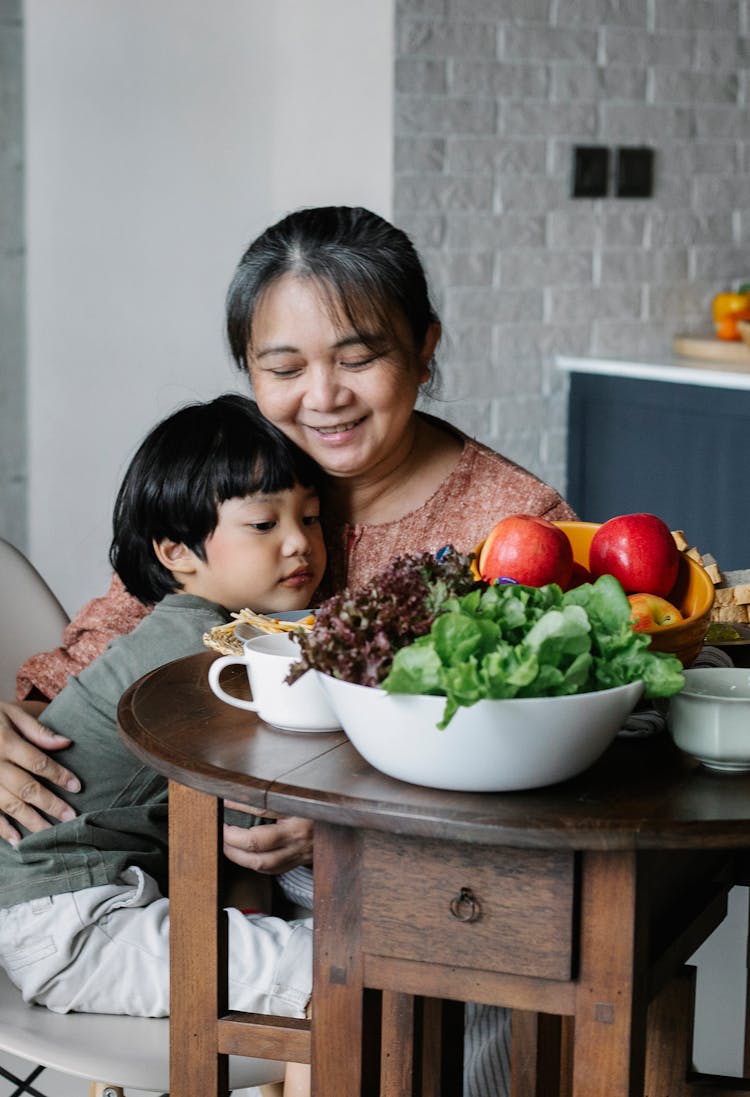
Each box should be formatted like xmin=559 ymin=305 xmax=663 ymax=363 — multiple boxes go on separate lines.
xmin=691 ymin=885 xmax=748 ymax=1075
xmin=24 ymin=0 xmax=393 ymax=614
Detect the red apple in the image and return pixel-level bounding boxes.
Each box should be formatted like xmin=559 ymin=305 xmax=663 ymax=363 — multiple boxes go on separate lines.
xmin=589 ymin=513 xmax=680 ymax=598
xmin=628 ymin=592 xmax=683 ymax=632
xmin=478 ymin=514 xmax=574 ymax=588
xmin=567 ymin=561 xmax=592 ymax=590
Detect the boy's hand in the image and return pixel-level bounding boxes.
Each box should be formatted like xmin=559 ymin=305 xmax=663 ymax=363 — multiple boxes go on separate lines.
xmin=223 ymin=802 xmax=313 ymax=874
xmin=0 ymin=702 xmax=80 ymax=844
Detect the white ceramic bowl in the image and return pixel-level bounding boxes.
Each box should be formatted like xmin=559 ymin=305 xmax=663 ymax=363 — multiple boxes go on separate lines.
xmin=317 ymin=675 xmax=643 ymax=791
xmin=668 ymin=667 xmax=750 ymax=772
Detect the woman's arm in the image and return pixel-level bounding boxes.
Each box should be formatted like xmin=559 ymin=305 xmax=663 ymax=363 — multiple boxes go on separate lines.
xmin=3 ymin=574 xmax=148 ymax=843
xmin=0 ymin=701 xmax=80 ymax=843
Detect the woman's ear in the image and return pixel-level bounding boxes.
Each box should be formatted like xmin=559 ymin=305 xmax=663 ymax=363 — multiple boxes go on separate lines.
xmin=418 ymin=321 xmax=441 ymax=383
xmin=152 ymin=538 xmax=199 ymax=578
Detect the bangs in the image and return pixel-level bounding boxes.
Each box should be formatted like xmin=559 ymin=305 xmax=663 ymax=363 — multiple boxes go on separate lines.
xmin=314 ymin=273 xmax=402 ymax=355
xmin=207 ymin=439 xmax=316 ymax=506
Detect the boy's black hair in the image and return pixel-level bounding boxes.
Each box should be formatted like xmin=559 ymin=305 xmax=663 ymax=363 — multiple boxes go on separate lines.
xmin=110 ymin=394 xmax=325 ymax=605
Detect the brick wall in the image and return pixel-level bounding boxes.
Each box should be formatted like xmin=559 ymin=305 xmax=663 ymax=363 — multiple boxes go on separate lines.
xmin=0 ymin=0 xmax=25 ymax=549
xmin=395 ymin=0 xmax=750 ymax=496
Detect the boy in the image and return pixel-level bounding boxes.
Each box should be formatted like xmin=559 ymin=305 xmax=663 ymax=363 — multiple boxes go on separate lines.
xmin=0 ymin=394 xmax=324 ymax=1090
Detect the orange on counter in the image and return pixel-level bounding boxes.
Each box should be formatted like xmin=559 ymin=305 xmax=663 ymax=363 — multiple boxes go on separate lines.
xmin=712 ymin=287 xmax=750 ymax=341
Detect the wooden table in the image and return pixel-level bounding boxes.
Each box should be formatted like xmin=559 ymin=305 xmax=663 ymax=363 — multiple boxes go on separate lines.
xmin=117 ymin=651 xmax=750 ymax=1097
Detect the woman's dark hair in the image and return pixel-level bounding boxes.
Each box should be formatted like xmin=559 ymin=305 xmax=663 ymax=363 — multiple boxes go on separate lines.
xmin=226 ymin=206 xmax=440 ymax=373
xmin=110 ymin=394 xmax=325 ymax=605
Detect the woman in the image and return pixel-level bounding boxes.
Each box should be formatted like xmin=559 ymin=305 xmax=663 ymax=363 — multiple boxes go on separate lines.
xmin=0 ymin=205 xmax=574 ymax=1095
xmin=1 ymin=205 xmax=573 ymax=839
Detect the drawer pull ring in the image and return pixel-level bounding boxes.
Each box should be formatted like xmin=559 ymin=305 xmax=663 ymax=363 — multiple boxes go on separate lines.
xmin=450 ymin=887 xmax=481 ymax=923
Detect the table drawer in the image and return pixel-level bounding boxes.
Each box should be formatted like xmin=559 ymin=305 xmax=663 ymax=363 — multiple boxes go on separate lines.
xmin=361 ymin=832 xmax=575 ymax=981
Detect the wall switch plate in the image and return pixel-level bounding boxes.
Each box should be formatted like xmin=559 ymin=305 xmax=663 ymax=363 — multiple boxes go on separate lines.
xmin=615 ymin=146 xmax=654 ymax=198
xmin=571 ymin=146 xmax=609 ymax=198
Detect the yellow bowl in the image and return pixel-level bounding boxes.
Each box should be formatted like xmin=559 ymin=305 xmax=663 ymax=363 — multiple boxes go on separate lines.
xmin=554 ymin=521 xmax=714 ymax=667
xmin=471 ymin=521 xmax=714 ymax=666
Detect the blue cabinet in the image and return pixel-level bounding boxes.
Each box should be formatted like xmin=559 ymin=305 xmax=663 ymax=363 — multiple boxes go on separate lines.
xmin=566 ymin=371 xmax=750 ymax=571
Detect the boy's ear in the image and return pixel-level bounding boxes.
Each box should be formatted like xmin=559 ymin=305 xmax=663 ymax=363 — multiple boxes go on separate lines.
xmin=152 ymin=538 xmax=199 ymax=577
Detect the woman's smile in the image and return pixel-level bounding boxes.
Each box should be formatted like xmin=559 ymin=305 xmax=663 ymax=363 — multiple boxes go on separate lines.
xmin=306 ymin=415 xmax=367 ymax=440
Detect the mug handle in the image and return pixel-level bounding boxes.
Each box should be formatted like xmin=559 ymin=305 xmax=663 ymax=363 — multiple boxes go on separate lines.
xmin=207 ymin=655 xmax=260 ymax=712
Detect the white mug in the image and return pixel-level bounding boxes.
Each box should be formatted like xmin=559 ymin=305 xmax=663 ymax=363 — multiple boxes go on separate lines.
xmin=208 ymin=632 xmax=341 ymax=732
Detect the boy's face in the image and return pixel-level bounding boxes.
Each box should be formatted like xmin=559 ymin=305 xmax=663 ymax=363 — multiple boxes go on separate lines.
xmin=188 ymin=483 xmax=325 ymax=613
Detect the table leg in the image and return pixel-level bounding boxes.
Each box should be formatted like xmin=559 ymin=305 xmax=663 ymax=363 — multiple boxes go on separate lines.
xmin=312 ymin=822 xmax=367 ymax=1096
xmin=644 ymin=966 xmax=695 ymax=1096
xmin=572 ymin=850 xmax=648 ymax=1097
xmin=511 ymin=1011 xmax=565 ymax=1097
xmin=378 ymin=994 xmax=463 ymax=1097
xmin=168 ymin=780 xmax=228 ymax=1097
xmin=420 ymin=998 xmax=463 ymax=1097
xmin=381 ymin=991 xmax=414 ymax=1096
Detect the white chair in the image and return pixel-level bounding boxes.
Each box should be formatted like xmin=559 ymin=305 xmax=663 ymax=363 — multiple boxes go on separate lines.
xmin=0 ymin=537 xmax=71 ymax=700
xmin=0 ymin=968 xmax=285 ymax=1096
xmin=0 ymin=540 xmax=286 ymax=1095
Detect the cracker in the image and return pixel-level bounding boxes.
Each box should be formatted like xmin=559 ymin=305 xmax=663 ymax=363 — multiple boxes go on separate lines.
xmin=203 ymin=630 xmax=244 ymax=656
xmin=703 ymin=563 xmax=723 ymax=584
xmin=671 ymin=530 xmax=690 ymax=552
xmin=724 ymin=569 xmax=750 ymax=588
xmin=711 ymin=605 xmax=749 ymax=623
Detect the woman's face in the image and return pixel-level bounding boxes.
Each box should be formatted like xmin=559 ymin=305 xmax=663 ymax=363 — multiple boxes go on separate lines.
xmin=247 ymin=274 xmax=438 ymax=483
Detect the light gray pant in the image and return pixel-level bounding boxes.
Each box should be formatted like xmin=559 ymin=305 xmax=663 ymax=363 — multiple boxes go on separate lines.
xmin=0 ymin=866 xmax=312 ymax=1018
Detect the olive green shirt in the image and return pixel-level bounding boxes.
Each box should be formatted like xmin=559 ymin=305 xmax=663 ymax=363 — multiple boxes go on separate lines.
xmin=0 ymin=594 xmax=231 ymax=908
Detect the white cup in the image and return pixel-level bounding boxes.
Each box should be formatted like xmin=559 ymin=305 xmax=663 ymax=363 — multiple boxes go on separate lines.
xmin=208 ymin=632 xmax=341 ymax=732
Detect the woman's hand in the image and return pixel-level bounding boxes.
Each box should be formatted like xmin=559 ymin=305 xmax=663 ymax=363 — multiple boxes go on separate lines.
xmin=0 ymin=702 xmax=80 ymax=843
xmin=223 ymin=802 xmax=313 ymax=874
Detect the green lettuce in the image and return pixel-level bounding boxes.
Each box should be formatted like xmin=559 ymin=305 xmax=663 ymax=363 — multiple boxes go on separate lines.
xmin=381 ymin=574 xmax=684 ymax=727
